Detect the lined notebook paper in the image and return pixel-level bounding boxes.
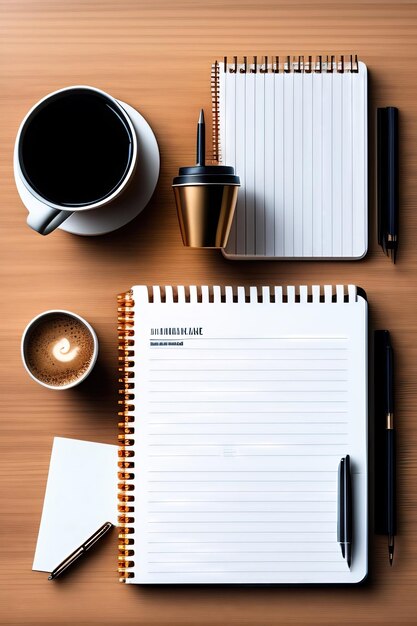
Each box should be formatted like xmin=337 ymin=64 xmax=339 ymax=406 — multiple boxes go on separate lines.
xmin=118 ymin=285 xmax=368 ymax=584
xmin=213 ymin=56 xmax=368 ymax=259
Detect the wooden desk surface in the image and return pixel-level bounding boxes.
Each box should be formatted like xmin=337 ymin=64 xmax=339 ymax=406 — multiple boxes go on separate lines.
xmin=1 ymin=0 xmax=417 ymax=624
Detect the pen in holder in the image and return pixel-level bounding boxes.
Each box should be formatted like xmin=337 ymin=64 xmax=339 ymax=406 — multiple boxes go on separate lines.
xmin=173 ymin=109 xmax=240 ymax=248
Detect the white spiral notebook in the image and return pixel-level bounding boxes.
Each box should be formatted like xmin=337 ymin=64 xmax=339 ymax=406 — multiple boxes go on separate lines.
xmin=211 ymin=55 xmax=368 ymax=260
xmin=117 ymin=285 xmax=368 ymax=584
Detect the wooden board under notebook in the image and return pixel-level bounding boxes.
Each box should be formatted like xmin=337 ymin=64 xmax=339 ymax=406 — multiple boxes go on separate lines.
xmin=2 ymin=0 xmax=417 ymax=624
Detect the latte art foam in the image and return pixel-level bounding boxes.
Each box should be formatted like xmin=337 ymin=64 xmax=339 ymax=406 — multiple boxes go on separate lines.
xmin=52 ymin=337 xmax=80 ymax=362
xmin=25 ymin=314 xmax=94 ymax=386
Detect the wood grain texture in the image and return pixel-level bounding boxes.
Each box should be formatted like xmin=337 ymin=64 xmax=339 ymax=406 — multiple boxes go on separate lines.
xmin=1 ymin=0 xmax=417 ymax=624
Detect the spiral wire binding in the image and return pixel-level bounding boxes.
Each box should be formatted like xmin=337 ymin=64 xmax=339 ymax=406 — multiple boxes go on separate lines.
xmin=211 ymin=60 xmax=221 ymax=164
xmin=211 ymin=54 xmax=359 ymax=165
xmin=117 ymin=290 xmax=136 ymax=582
xmin=136 ymin=284 xmax=357 ymax=305
xmin=220 ymin=54 xmax=358 ymax=74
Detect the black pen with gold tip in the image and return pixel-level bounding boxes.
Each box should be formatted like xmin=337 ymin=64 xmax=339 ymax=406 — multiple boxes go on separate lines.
xmin=48 ymin=522 xmax=113 ymax=580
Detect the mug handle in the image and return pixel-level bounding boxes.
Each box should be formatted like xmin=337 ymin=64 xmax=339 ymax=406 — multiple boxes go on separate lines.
xmin=27 ymin=207 xmax=73 ymax=235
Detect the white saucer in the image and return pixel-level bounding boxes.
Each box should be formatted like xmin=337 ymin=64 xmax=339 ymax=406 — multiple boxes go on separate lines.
xmin=14 ymin=100 xmax=160 ymax=236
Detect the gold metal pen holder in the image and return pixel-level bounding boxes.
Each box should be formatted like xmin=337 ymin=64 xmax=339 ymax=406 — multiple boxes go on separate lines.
xmin=173 ymin=166 xmax=240 ymax=248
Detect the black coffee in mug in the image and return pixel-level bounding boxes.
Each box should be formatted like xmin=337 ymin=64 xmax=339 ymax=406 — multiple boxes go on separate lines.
xmin=19 ymin=88 xmax=134 ymax=207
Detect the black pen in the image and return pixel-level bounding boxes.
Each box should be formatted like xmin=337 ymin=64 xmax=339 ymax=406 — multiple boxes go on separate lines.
xmin=196 ymin=109 xmax=205 ymax=166
xmin=337 ymin=455 xmax=353 ymax=569
xmin=48 ymin=521 xmax=113 ymax=580
xmin=374 ymin=330 xmax=397 ymax=566
xmin=386 ymin=107 xmax=399 ymax=263
xmin=344 ymin=455 xmax=353 ymax=568
xmin=384 ymin=332 xmax=396 ymax=565
xmin=337 ymin=457 xmax=346 ymax=559
xmin=377 ymin=107 xmax=399 ymax=262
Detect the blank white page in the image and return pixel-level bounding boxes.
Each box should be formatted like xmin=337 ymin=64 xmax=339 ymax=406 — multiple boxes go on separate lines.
xmin=219 ymin=61 xmax=368 ymax=260
xmin=33 ymin=437 xmax=118 ymax=572
xmin=125 ymin=285 xmax=367 ymax=584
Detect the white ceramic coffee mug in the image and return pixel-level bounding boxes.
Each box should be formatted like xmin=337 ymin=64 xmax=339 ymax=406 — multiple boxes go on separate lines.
xmin=21 ymin=310 xmax=99 ymax=390
xmin=16 ymin=85 xmax=138 ymax=235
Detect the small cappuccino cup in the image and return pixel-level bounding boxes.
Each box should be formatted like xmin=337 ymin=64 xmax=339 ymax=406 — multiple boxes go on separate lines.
xmin=21 ymin=310 xmax=98 ymax=389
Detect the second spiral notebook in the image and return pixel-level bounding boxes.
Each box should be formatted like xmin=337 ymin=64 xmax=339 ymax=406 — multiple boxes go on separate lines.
xmin=118 ymin=285 xmax=368 ymax=585
xmin=212 ymin=56 xmax=368 ymax=259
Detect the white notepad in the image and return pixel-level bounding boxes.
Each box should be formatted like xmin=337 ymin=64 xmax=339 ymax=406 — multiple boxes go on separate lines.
xmin=117 ymin=285 xmax=368 ymax=584
xmin=212 ymin=56 xmax=368 ymax=259
xmin=33 ymin=437 xmax=118 ymax=573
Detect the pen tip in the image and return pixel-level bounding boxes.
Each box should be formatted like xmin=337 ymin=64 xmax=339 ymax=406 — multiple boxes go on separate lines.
xmin=48 ymin=575 xmax=53 ymax=580
xmin=198 ymin=109 xmax=205 ymax=124
xmin=346 ymin=545 xmax=352 ymax=569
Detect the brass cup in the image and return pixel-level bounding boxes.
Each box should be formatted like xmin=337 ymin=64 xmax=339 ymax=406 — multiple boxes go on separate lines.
xmin=174 ymin=184 xmax=239 ymax=248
